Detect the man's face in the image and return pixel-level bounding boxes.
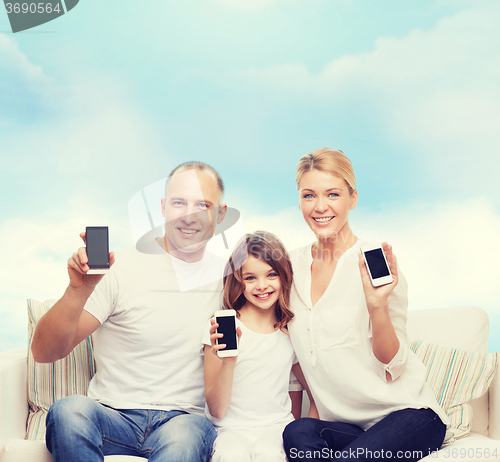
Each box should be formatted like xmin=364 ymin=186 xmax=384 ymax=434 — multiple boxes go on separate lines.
xmin=161 ymin=169 xmax=226 ymax=259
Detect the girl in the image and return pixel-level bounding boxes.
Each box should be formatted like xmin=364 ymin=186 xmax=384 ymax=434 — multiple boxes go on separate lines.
xmin=282 ymin=148 xmax=450 ymax=462
xmin=203 ymin=231 xmax=316 ymax=462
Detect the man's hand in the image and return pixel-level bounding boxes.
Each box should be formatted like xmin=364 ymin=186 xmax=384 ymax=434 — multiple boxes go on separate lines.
xmin=67 ymin=232 xmax=115 ymax=293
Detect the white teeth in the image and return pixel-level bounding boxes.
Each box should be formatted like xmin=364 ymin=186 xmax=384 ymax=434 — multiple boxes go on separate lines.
xmin=313 ymin=217 xmax=333 ymax=223
xmin=180 ymin=228 xmax=197 ymax=234
xmin=255 ymin=293 xmax=272 ymax=298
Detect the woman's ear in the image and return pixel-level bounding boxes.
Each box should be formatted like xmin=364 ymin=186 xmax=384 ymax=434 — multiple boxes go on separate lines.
xmin=350 ymin=190 xmax=358 ymax=210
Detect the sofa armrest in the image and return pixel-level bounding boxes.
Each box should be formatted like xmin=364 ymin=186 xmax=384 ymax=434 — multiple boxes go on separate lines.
xmin=489 ymin=355 xmax=500 ymax=439
xmin=0 ymin=348 xmax=28 ymax=449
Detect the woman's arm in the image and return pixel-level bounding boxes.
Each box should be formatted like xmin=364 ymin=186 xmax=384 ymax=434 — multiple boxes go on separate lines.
xmin=359 ymin=242 xmax=407 ymax=382
xmin=203 ymin=319 xmax=241 ymax=419
xmin=291 ymin=363 xmax=319 ymax=418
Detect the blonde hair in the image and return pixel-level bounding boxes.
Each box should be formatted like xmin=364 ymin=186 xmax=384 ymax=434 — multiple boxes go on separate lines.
xmin=296 ymin=148 xmax=356 ymax=195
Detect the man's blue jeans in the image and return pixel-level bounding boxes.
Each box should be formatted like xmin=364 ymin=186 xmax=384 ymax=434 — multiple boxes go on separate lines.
xmin=46 ymin=395 xmax=216 ymax=462
xmin=283 ymin=408 xmax=446 ymax=462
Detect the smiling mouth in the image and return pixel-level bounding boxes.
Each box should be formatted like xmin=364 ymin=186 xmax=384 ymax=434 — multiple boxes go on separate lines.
xmin=254 ymin=292 xmax=274 ymax=300
xmin=178 ymin=228 xmax=199 ymax=235
xmin=313 ymin=216 xmax=334 ymax=223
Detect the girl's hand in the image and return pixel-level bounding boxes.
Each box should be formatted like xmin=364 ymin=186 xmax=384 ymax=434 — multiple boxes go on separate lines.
xmin=358 ymin=242 xmax=398 ymax=313
xmin=209 ymin=318 xmax=242 ymax=362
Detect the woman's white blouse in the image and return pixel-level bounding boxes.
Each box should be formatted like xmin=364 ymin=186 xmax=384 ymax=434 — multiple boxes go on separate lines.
xmin=288 ymin=240 xmax=449 ymax=431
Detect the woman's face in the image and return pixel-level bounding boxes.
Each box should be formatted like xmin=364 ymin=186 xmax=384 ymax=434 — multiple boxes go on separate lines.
xmin=298 ymin=169 xmax=358 ymax=241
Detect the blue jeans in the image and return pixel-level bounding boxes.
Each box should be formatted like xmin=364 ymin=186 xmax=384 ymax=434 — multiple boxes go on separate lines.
xmin=283 ymin=408 xmax=446 ymax=462
xmin=46 ymin=395 xmax=217 ymax=462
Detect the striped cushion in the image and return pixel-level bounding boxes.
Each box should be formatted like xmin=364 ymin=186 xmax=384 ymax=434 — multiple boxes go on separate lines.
xmin=408 ymin=339 xmax=499 ymax=441
xmin=26 ymin=299 xmax=96 ymax=440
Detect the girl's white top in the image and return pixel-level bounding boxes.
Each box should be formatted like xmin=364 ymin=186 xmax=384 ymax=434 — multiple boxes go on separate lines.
xmin=202 ymin=317 xmax=296 ymax=432
xmin=288 ymin=240 xmax=449 ymax=431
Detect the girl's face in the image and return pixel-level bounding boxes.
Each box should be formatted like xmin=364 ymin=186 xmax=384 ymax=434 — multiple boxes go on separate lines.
xmin=241 ymin=256 xmax=282 ymax=311
xmin=298 ymin=169 xmax=358 ymax=241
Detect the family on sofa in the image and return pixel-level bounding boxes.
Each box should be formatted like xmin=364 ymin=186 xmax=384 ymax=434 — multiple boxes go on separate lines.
xmin=28 ymin=149 xmax=488 ymax=462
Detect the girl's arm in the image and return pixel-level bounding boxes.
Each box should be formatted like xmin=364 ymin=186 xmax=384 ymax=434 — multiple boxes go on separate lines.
xmin=290 ymin=391 xmax=303 ymax=420
xmin=358 ymin=242 xmax=407 ymax=382
xmin=204 ymin=319 xmax=242 ymax=419
xmin=291 ymin=363 xmax=319 ymax=419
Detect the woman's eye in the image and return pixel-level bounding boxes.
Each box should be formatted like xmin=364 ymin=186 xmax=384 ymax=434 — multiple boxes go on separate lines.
xmin=303 ymin=194 xmax=314 ymax=199
xmin=198 ymin=203 xmax=209 ymax=210
xmin=173 ymin=201 xmax=184 ymax=206
xmin=268 ymin=272 xmax=278 ymax=278
xmin=328 ymin=193 xmax=339 ymax=198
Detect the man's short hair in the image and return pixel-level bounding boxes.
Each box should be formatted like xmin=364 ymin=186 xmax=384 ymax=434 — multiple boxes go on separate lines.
xmin=165 ymin=161 xmax=224 ymax=205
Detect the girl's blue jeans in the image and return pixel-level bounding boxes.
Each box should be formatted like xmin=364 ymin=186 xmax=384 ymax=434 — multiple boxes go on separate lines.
xmin=46 ymin=394 xmax=216 ymax=462
xmin=283 ymin=408 xmax=446 ymax=462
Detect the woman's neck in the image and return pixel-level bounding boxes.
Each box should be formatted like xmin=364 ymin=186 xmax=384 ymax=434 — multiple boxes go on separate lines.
xmin=313 ymin=226 xmax=358 ymax=263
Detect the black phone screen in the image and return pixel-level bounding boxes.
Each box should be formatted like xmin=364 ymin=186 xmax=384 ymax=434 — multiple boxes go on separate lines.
xmin=364 ymin=248 xmax=390 ymax=279
xmin=216 ymin=315 xmax=237 ymax=351
xmin=86 ymin=227 xmax=109 ymax=269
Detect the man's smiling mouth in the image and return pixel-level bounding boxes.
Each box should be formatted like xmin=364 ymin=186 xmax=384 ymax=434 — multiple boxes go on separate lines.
xmin=179 ymin=228 xmax=199 ymax=234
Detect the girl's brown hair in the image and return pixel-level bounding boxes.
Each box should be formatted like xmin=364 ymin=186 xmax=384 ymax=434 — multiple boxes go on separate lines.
xmin=222 ymin=231 xmax=294 ymax=332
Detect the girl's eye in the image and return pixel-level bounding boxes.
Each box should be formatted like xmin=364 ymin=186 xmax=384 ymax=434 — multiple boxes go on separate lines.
xmin=245 ymin=276 xmax=255 ymax=281
xmin=268 ymin=272 xmax=278 ymax=278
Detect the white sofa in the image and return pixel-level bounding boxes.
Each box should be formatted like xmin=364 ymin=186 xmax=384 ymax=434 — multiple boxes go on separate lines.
xmin=1 ymin=306 xmax=499 ymax=462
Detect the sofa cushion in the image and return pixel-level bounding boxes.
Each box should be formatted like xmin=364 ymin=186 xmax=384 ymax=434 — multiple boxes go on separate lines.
xmin=26 ymin=299 xmax=96 ymax=440
xmin=408 ymin=339 xmax=499 ymax=440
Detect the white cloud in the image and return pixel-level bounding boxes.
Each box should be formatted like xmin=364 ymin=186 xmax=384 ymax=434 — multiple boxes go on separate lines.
xmin=351 ymin=199 xmax=500 ymax=313
xmin=0 ymin=33 xmax=54 ymax=130
xmin=0 ymin=33 xmax=49 ymax=83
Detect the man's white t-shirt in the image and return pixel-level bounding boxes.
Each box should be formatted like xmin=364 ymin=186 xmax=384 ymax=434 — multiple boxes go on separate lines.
xmin=84 ymin=240 xmax=225 ymax=415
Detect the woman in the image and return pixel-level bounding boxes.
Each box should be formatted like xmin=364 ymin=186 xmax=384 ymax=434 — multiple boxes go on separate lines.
xmin=283 ymin=148 xmax=449 ymax=462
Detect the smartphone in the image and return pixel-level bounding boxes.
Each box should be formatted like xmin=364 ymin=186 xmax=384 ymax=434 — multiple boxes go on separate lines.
xmin=85 ymin=226 xmax=110 ymax=275
xmin=360 ymin=243 xmax=393 ymax=287
xmin=214 ymin=310 xmax=238 ymax=358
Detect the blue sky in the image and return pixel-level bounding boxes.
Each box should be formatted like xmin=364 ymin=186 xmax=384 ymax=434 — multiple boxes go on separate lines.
xmin=1 ymin=0 xmax=499 ymax=352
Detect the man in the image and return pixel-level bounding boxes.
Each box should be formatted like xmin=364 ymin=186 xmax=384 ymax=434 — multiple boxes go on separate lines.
xmin=31 ymin=162 xmax=227 ymax=462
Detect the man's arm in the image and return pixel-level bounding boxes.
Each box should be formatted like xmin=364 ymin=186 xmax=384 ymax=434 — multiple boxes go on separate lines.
xmin=31 ymin=291 xmax=101 ymax=363
xmin=31 ymin=233 xmax=114 ymax=363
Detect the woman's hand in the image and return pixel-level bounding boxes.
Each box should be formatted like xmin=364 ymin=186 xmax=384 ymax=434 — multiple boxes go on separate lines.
xmin=209 ymin=318 xmax=242 ymax=364
xmin=358 ymin=242 xmax=398 ymax=313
